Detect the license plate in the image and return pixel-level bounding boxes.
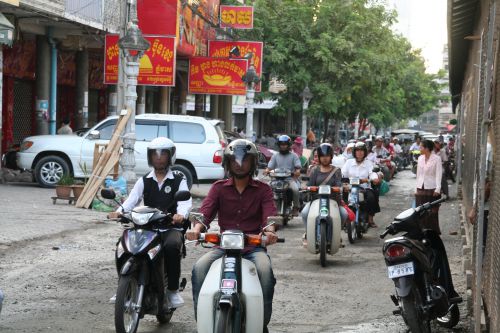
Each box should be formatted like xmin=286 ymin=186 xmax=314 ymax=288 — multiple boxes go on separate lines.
xmin=387 ymin=262 xmax=414 ymax=279
xmin=350 ymin=178 xmax=360 ymax=185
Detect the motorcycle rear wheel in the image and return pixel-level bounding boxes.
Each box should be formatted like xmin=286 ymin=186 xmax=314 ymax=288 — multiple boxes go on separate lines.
xmin=436 ymin=303 xmax=460 ymax=328
xmin=215 ymin=306 xmax=233 ymax=333
xmin=400 ymin=287 xmax=430 ymax=333
xmin=347 ymin=220 xmax=356 ymax=244
xmin=115 ymin=275 xmax=141 ymax=333
xmin=320 ymin=223 xmax=327 ymax=267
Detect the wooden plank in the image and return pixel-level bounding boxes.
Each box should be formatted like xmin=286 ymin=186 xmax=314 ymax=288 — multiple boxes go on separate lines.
xmin=76 ymin=108 xmax=131 ymax=208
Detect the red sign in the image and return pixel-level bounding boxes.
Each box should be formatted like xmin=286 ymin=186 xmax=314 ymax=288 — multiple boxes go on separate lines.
xmin=104 ymin=35 xmax=176 ymax=86
xmin=220 ymin=5 xmax=253 ymax=29
xmin=188 ymin=57 xmax=248 ymax=95
xmin=208 ymin=41 xmax=263 ymax=92
xmin=137 ymin=0 xmax=177 ymax=36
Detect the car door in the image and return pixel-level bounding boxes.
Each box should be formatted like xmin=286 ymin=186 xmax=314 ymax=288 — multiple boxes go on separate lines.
xmin=79 ymin=119 xmax=117 ymax=174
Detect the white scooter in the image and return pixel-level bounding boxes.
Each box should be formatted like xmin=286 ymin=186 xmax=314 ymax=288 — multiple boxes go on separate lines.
xmin=303 ymin=185 xmax=342 ymax=267
xmin=189 ymin=214 xmax=283 ymax=333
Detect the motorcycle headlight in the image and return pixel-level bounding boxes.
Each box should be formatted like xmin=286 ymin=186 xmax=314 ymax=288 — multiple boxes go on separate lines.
xmin=220 ymin=232 xmax=244 ymax=250
xmin=273 ymin=181 xmax=284 ymax=190
xmin=131 ymin=212 xmax=154 ymax=225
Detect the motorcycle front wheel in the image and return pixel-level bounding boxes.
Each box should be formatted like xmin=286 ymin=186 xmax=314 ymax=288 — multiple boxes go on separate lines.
xmin=215 ymin=306 xmax=233 ymax=333
xmin=400 ymin=287 xmax=431 ymax=333
xmin=115 ymin=275 xmax=141 ymax=333
xmin=346 ymin=220 xmax=356 ymax=244
xmin=436 ymin=303 xmax=460 ymax=328
xmin=320 ymin=223 xmax=327 ymax=267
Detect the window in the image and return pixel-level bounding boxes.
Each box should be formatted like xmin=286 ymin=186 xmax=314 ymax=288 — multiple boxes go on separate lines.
xmin=170 ymin=122 xmax=206 ymax=143
xmin=158 ymin=124 xmax=169 ymax=138
xmin=95 ymin=120 xmax=117 ymax=140
xmin=136 ymin=123 xmax=159 ymax=141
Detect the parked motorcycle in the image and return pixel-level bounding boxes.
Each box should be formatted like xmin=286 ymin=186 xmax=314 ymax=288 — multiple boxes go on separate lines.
xmin=101 ymin=188 xmax=191 ymax=333
xmin=268 ymin=168 xmax=295 ymax=226
xmin=189 ymin=213 xmax=284 ymax=333
xmin=302 ymin=185 xmax=342 ymax=267
xmin=411 ymin=150 xmax=421 ymax=174
xmin=380 ymin=196 xmax=462 ymax=333
xmin=343 ymin=177 xmax=369 ymax=242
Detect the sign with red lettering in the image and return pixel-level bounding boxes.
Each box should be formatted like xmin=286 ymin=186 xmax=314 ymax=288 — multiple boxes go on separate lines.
xmin=208 ymin=41 xmax=263 ymax=92
xmin=188 ymin=57 xmax=248 ymax=95
xmin=220 ymin=5 xmax=253 ymax=29
xmin=104 ymin=35 xmax=176 ymax=86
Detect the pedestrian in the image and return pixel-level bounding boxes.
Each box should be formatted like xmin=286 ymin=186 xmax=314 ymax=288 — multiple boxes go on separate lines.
xmin=415 ymin=139 xmax=443 ymax=233
xmin=57 ymin=117 xmax=73 ymax=135
xmin=306 ymin=128 xmax=316 ymax=147
xmin=292 ymin=136 xmax=304 ymax=157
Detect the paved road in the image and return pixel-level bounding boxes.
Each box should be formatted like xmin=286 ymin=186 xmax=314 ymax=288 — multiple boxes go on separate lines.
xmin=0 ymin=171 xmax=468 ymax=332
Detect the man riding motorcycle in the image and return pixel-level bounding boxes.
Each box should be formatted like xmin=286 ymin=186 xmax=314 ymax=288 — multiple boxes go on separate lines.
xmin=187 ymin=139 xmax=278 ymax=333
xmin=342 ymin=142 xmax=381 ymax=227
xmin=264 ymin=135 xmax=302 ymax=215
xmin=108 ymin=137 xmax=192 ymax=309
xmin=373 ymin=136 xmax=394 ymax=180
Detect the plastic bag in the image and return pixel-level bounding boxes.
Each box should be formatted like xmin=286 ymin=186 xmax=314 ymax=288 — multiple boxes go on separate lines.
xmin=379 ymin=180 xmax=390 ymax=196
xmin=105 ymin=176 xmax=128 ymax=196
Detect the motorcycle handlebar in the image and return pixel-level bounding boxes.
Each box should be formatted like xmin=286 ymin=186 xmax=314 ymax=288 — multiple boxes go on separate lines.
xmin=380 ymin=228 xmax=391 ymax=239
xmin=277 ymin=238 xmax=285 ymax=243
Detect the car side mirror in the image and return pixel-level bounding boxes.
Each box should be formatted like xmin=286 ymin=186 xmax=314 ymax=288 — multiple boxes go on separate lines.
xmin=87 ymin=130 xmax=100 ymax=140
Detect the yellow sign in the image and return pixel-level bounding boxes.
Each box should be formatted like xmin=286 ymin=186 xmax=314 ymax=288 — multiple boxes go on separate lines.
xmin=0 ymin=0 xmax=19 ymax=6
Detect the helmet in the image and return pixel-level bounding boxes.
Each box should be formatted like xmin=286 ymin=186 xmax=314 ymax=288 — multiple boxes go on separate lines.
xmin=346 ymin=142 xmax=355 ymax=150
xmin=352 ymin=142 xmax=368 ymax=158
xmin=223 ymin=139 xmax=258 ymax=177
xmin=317 ymin=143 xmax=334 ymax=158
xmin=294 ymin=136 xmax=303 ymax=144
xmin=358 ymin=136 xmax=367 ymax=142
xmin=277 ymin=135 xmax=292 ymax=154
xmin=147 ymin=137 xmax=176 ymax=167
xmin=375 ymin=136 xmax=384 ymax=142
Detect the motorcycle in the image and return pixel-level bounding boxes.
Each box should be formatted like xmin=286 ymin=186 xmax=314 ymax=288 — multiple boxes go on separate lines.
xmin=101 ymin=188 xmax=191 ymax=333
xmin=189 ymin=213 xmax=284 ymax=333
xmin=376 ymin=155 xmax=392 ymax=181
xmin=380 ymin=196 xmax=462 ymax=333
xmin=302 ymin=185 xmax=342 ymax=267
xmin=411 ymin=150 xmax=421 ymax=174
xmin=268 ymin=168 xmax=295 ymax=226
xmin=343 ymin=177 xmax=369 ymax=242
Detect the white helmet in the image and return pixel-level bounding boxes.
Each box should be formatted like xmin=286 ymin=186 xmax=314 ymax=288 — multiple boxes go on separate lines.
xmin=147 ymin=137 xmax=176 ymax=167
xmin=346 ymin=142 xmax=355 ymax=150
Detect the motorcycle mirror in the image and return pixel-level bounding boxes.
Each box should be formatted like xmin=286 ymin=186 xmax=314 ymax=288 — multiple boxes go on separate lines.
xmin=101 ymin=189 xmax=116 ymax=200
xmin=265 ymin=216 xmax=283 ymax=229
xmin=174 ymin=190 xmax=191 ymax=202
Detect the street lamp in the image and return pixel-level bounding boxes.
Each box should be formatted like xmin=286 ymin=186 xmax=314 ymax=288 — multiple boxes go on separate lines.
xmin=118 ymin=18 xmax=150 ymax=184
xmin=300 ymin=85 xmax=313 ymax=143
xmin=241 ymin=52 xmax=260 ymax=142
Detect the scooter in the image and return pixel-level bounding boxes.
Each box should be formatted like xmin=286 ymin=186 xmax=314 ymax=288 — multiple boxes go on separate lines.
xmin=302 ymin=185 xmax=342 ymax=267
xmin=101 ymin=189 xmax=191 ymax=333
xmin=380 ymin=196 xmax=462 ymax=333
xmin=343 ymin=177 xmax=369 ymax=242
xmin=268 ymin=168 xmax=295 ymax=226
xmin=189 ymin=213 xmax=284 ymax=333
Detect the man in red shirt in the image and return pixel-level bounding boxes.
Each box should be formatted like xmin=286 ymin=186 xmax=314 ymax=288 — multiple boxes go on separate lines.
xmin=186 ymin=139 xmax=278 ymax=333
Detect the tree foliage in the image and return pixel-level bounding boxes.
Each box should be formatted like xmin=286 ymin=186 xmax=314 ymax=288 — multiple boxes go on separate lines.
xmin=236 ymin=0 xmax=442 ymax=135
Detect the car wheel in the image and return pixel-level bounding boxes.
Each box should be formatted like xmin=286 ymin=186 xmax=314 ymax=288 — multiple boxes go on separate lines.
xmin=35 ymin=155 xmax=71 ymax=188
xmin=171 ymin=164 xmax=193 ymax=190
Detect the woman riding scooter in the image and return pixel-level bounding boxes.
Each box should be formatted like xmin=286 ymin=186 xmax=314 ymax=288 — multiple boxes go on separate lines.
xmin=341 ymin=142 xmax=381 ymax=227
xmin=301 ymin=143 xmax=348 ymax=246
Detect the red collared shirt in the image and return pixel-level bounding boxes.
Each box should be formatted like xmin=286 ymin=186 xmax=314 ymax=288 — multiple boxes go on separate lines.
xmin=200 ymin=178 xmax=277 ymax=235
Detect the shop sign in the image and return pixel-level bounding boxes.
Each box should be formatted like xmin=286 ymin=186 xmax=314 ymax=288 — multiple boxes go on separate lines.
xmin=220 ymin=5 xmax=253 ymax=29
xmin=188 ymin=57 xmax=248 ymax=95
xmin=208 ymin=40 xmax=263 ymax=92
xmin=104 ymin=35 xmax=176 ymax=86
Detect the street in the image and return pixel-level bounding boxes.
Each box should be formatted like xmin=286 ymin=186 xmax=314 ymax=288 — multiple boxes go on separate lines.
xmin=0 ymin=171 xmax=468 ymax=333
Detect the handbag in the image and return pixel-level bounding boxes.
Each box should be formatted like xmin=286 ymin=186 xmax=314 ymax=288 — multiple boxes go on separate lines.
xmin=379 ymin=180 xmax=390 ymax=196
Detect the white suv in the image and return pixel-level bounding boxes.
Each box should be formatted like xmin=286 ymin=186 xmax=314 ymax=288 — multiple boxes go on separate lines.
xmin=17 ymin=114 xmax=226 ymax=188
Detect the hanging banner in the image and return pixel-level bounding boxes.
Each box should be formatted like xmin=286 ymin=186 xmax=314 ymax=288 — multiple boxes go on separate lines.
xmin=188 ymin=57 xmax=248 ymax=95
xmin=208 ymin=40 xmax=263 ymax=92
xmin=104 ymin=35 xmax=176 ymax=86
xmin=137 ymin=0 xmax=177 ymax=36
xmin=220 ymin=5 xmax=253 ymax=29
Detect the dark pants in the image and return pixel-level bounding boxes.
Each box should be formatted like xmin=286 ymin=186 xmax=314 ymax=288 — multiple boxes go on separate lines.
xmin=162 ymin=229 xmax=184 ymax=291
xmin=364 ymin=188 xmax=380 ymax=215
xmin=424 ymin=230 xmax=458 ymax=297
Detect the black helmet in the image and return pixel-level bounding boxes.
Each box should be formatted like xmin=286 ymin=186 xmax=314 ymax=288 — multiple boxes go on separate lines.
xmin=352 ymin=142 xmax=368 ymax=159
xmin=277 ymin=135 xmax=292 ymax=154
xmin=223 ymin=139 xmax=258 ymax=178
xmin=317 ymin=143 xmax=334 ymax=158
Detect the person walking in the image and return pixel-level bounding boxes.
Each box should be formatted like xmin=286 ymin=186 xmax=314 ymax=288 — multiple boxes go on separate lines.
xmin=57 ymin=117 xmax=73 ymax=135
xmin=415 ymin=139 xmax=443 ymax=233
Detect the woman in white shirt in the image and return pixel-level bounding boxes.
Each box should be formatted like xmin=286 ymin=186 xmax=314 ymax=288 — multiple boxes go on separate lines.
xmin=342 ymin=142 xmax=381 ymax=227
xmin=416 ymin=139 xmax=443 ymax=233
